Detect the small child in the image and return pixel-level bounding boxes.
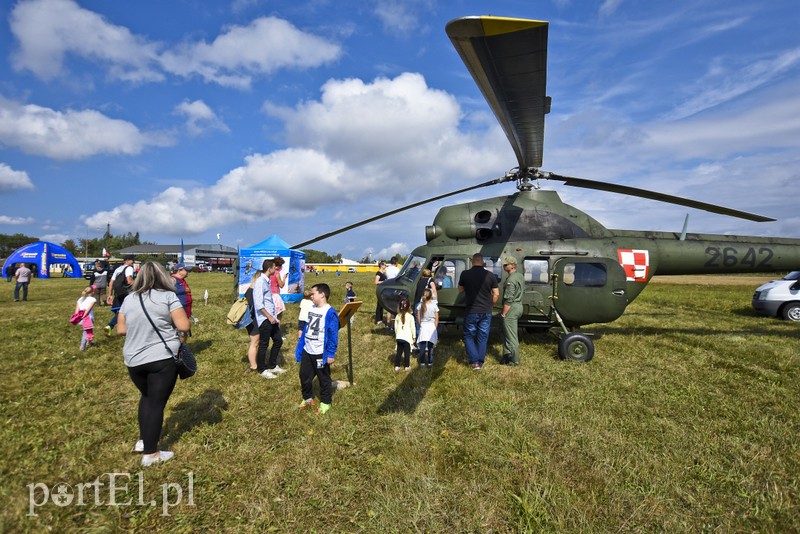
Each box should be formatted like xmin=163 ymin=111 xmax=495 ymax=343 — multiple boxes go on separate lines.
xmin=393 ymin=298 xmax=416 ymax=371
xmin=75 ymin=285 xmax=97 ymax=351
xmin=344 ymin=281 xmax=356 ymax=303
xmin=297 ymin=289 xmax=313 ymax=339
xmin=295 ymin=284 xmax=339 ymax=414
xmin=344 ymin=281 xmax=356 ymax=325
xmin=417 ymin=288 xmax=439 ymax=367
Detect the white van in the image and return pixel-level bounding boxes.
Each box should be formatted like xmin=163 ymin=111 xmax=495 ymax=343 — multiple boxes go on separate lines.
xmin=752 ymin=271 xmax=800 ymax=321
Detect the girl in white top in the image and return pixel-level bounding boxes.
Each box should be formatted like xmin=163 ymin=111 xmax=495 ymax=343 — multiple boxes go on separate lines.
xmin=393 ymin=298 xmax=416 ymax=371
xmin=417 ymin=288 xmax=439 ymax=367
xmin=75 ymin=285 xmax=97 ymax=351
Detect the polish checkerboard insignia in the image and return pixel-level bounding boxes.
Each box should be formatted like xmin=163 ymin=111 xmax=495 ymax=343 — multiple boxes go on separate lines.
xmin=617 ymin=249 xmax=649 ymax=282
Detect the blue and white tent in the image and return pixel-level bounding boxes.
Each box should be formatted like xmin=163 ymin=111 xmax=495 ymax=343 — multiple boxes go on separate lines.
xmin=2 ymin=241 xmax=83 ymax=279
xmin=237 ymin=234 xmax=305 ymax=302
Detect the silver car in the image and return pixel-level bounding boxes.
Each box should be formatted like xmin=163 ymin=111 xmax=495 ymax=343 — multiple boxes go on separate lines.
xmin=752 ymin=271 xmax=800 ymax=321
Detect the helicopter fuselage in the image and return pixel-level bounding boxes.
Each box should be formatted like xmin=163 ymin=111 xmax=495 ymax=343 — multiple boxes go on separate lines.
xmin=377 ymin=190 xmax=800 ymax=329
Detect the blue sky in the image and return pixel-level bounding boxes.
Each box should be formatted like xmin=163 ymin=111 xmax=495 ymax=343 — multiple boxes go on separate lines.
xmin=0 ymin=0 xmax=798 ymax=260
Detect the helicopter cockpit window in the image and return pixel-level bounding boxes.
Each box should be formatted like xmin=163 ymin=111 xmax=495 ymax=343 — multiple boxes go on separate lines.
xmin=399 ymin=255 xmax=425 ymax=281
xmin=563 ymin=262 xmax=607 ymax=287
xmin=523 ymin=259 xmax=549 ymax=284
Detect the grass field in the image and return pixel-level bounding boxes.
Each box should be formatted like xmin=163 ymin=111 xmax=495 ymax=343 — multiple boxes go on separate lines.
xmin=1 ymin=272 xmax=798 ymax=532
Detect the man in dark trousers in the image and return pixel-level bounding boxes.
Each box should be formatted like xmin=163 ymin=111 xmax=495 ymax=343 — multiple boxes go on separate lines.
xmin=458 ymin=254 xmax=499 ymax=370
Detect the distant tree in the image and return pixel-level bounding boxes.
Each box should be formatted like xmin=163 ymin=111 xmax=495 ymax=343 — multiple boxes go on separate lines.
xmin=335 ymin=253 xmax=342 ymax=264
xmin=359 ymin=254 xmax=374 ymax=264
xmin=62 ymin=239 xmax=79 ymax=255
xmin=0 ymin=233 xmax=39 ymax=256
xmin=301 ymin=249 xmax=336 ymax=263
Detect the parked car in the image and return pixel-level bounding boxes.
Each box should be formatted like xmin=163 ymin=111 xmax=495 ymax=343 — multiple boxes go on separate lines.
xmin=752 ymin=271 xmax=800 ymax=321
xmin=347 ymin=267 xmax=357 ymax=273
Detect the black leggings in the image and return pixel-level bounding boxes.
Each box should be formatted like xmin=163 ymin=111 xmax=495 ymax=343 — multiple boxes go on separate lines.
xmin=395 ymin=340 xmax=411 ymax=368
xmin=127 ymin=358 xmax=178 ymax=454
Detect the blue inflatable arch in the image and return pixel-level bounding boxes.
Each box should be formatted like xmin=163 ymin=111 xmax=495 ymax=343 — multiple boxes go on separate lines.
xmin=2 ymin=241 xmax=83 ymax=279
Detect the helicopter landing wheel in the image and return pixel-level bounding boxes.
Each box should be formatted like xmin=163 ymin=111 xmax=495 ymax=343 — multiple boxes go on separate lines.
xmin=558 ymin=333 xmax=594 ymax=362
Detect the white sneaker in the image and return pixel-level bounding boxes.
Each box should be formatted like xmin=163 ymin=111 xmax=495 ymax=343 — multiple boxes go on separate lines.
xmin=141 ymin=450 xmax=174 ymax=467
xmin=134 ymin=440 xmax=144 ymax=453
xmin=270 ymin=366 xmax=287 ymax=374
xmin=261 ymin=370 xmax=277 ymax=379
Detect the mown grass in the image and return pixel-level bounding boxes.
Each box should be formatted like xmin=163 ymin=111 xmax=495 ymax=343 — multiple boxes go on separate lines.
xmin=0 ymin=273 xmax=798 ymax=532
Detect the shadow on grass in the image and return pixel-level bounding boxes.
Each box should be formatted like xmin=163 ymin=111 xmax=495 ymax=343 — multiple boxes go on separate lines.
xmin=593 ymin=323 xmax=800 ymax=340
xmin=377 ymin=348 xmax=453 ymax=415
xmin=161 ymin=388 xmax=228 ymax=449
xmin=189 ymin=339 xmax=213 ymax=353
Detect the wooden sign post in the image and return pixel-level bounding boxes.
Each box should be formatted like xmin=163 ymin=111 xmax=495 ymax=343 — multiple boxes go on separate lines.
xmin=338 ymin=301 xmax=362 ymax=386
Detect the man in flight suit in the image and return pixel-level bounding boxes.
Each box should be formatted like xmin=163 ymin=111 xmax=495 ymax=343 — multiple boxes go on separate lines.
xmin=501 ymin=256 xmax=525 ymax=366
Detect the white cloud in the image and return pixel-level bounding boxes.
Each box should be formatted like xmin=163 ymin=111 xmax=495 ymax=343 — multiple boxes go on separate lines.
xmin=268 ymin=73 xmax=507 ymax=196
xmin=40 ymin=233 xmax=71 ymax=244
xmin=373 ymin=0 xmax=425 ymax=35
xmin=666 ymin=47 xmax=800 ymax=120
xmin=158 ymin=17 xmax=341 ymax=88
xmin=0 ymin=97 xmax=173 ymax=159
xmin=10 ymin=1 xmax=342 ymax=89
xmin=10 ymin=0 xmax=163 ymax=82
xmin=0 ymin=215 xmax=35 ymax=225
xmin=375 ymin=242 xmax=410 ymax=260
xmin=0 ymin=163 xmax=35 ymax=191
xmin=599 ymin=0 xmax=625 ymax=17
xmin=86 ymin=73 xmax=509 ymax=236
xmin=174 ymin=100 xmax=229 ymax=136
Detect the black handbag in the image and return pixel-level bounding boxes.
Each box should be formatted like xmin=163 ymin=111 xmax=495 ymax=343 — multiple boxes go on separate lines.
xmin=138 ymin=293 xmax=197 ymax=379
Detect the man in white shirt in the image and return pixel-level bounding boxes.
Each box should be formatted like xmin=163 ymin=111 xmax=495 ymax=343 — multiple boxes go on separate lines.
xmin=254 ymin=259 xmax=287 ymax=379
xmin=385 ymin=256 xmax=400 ymax=279
xmin=383 ymin=256 xmax=401 ymax=328
xmin=13 ymin=263 xmax=32 ymax=301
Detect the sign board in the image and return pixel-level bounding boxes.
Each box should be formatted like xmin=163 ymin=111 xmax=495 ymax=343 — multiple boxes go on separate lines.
xmin=338 ymin=301 xmax=362 ymax=328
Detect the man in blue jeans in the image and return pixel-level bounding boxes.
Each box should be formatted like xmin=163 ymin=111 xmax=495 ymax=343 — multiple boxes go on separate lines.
xmin=458 ymin=254 xmax=499 ymax=370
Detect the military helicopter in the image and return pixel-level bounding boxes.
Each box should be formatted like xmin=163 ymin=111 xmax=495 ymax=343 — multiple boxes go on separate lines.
xmin=293 ymin=15 xmax=800 ymax=362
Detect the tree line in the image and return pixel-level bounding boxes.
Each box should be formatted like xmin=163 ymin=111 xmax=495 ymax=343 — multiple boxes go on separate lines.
xmin=0 ymin=231 xmax=152 ymax=259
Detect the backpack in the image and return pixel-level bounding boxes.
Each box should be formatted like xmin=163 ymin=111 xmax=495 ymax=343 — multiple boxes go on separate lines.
xmin=226 ymin=297 xmax=250 ymax=327
xmin=112 ymin=265 xmax=131 ymax=299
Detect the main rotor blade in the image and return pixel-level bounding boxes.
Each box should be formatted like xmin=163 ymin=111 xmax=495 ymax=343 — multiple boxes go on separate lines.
xmin=544 ymin=172 xmax=775 ymax=222
xmin=291 ymin=178 xmax=504 ymax=249
xmin=447 ymin=16 xmax=550 ymax=170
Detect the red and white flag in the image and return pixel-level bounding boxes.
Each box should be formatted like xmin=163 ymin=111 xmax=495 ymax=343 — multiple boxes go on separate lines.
xmin=102 ymin=247 xmax=109 ymax=258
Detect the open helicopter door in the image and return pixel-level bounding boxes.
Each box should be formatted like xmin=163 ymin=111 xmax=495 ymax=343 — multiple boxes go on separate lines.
xmin=552 ymin=257 xmax=628 ymax=326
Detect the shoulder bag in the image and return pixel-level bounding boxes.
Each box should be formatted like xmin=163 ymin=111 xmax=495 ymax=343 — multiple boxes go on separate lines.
xmin=138 ymin=293 xmax=197 ymax=379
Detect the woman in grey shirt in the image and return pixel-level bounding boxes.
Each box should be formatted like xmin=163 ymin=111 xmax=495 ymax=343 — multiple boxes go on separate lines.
xmin=118 ymin=262 xmax=190 ymax=467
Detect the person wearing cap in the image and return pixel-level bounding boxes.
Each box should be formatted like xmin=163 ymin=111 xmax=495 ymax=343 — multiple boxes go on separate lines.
xmin=172 ymin=263 xmax=193 ymax=340
xmin=171 ymin=263 xmax=192 ymax=316
xmin=501 ymin=256 xmax=525 ymax=366
xmin=106 ymin=255 xmax=136 ymax=335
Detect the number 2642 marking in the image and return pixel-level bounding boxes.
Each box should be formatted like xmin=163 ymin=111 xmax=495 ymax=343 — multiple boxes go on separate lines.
xmin=704 ymin=246 xmax=773 ymax=268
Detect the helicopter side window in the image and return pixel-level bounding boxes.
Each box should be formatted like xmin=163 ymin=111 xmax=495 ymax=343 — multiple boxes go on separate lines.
xmin=563 ymin=262 xmax=607 ymax=287
xmin=434 ymin=259 xmax=464 ymax=288
xmin=483 ymin=257 xmax=502 ymax=281
xmin=523 ymin=259 xmax=549 ymax=284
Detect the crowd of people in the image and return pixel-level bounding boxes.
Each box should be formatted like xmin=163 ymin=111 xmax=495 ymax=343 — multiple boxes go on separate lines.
xmin=58 ymin=251 xmax=525 ymax=468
